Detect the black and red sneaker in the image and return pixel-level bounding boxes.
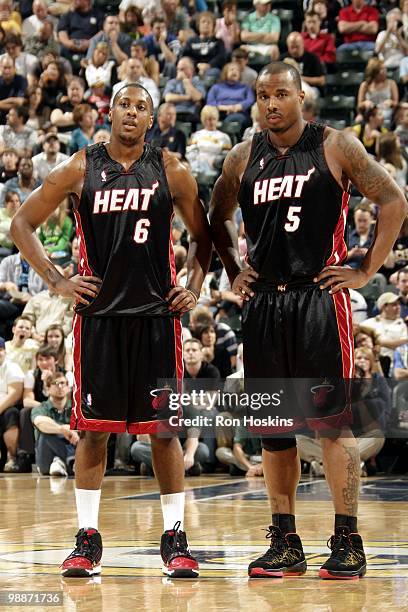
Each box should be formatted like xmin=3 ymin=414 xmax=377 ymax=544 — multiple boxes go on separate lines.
xmin=319 ymin=526 xmax=366 ymax=580
xmin=160 ymin=521 xmax=199 ymax=578
xmin=248 ymin=526 xmax=307 ymax=578
xmin=61 ymin=528 xmax=103 ymax=578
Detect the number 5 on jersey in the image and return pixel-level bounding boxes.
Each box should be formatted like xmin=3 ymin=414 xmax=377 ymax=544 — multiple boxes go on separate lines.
xmin=284 ymin=206 xmax=302 ymax=232
xmin=134 ymin=218 xmax=150 ymax=243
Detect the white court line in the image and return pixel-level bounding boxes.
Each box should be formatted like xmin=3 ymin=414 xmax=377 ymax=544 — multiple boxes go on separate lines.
xmin=196 ymin=480 xmax=326 ymax=503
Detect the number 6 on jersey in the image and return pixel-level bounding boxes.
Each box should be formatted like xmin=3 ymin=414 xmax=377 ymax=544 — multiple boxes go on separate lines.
xmin=134 ymin=218 xmax=150 ymax=243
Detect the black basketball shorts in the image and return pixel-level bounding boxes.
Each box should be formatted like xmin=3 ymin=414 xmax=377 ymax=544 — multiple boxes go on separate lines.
xmin=70 ymin=314 xmax=183 ymax=434
xmin=242 ymin=285 xmax=354 ymax=432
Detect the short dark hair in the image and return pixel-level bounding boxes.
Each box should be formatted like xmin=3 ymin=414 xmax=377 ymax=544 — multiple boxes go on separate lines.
xmin=36 ymin=344 xmax=59 ymax=360
xmin=257 ymin=61 xmax=302 ymax=91
xmin=184 ymin=338 xmax=203 ymax=349
xmin=15 ymin=106 xmax=29 ymax=122
xmin=110 ymin=82 xmax=154 ymax=113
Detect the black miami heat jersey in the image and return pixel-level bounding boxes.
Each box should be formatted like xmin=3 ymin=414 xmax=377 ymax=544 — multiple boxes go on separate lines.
xmin=238 ymin=123 xmax=349 ymax=284
xmin=74 ymin=143 xmax=176 ymax=316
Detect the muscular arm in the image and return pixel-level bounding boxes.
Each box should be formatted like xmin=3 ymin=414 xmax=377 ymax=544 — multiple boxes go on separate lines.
xmin=324 ymin=129 xmax=408 ymax=281
xmin=209 ymin=141 xmax=251 ymax=285
xmin=164 ymin=153 xmax=212 ymax=299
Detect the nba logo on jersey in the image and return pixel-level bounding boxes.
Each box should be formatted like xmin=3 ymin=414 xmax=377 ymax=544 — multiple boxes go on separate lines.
xmin=101 ymin=170 xmax=107 ymax=182
xmin=259 ymin=158 xmax=264 ymax=170
xmin=86 ymin=393 xmax=92 ymax=407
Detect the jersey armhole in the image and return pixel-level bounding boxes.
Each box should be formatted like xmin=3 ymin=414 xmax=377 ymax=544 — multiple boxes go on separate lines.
xmin=73 ymin=148 xmax=89 ymax=212
xmin=321 ymin=125 xmax=351 ymax=194
xmin=237 ymin=133 xmax=259 ymax=204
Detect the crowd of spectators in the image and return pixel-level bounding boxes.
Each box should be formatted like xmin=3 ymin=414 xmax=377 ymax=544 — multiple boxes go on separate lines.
xmin=0 ymin=0 xmax=408 ymax=481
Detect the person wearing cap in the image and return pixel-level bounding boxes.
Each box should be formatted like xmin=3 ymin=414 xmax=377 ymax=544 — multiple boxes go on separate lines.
xmin=362 ymin=292 xmax=408 ymax=370
xmin=86 ymin=14 xmax=132 ymax=66
xmin=240 ymin=0 xmax=280 ymax=61
xmin=32 ymin=134 xmax=68 ymax=182
xmin=0 ymin=334 xmax=24 ymax=472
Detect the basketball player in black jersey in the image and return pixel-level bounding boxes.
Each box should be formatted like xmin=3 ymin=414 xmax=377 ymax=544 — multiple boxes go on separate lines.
xmin=11 ymin=83 xmax=212 ymax=579
xmin=210 ymin=63 xmax=407 ymax=580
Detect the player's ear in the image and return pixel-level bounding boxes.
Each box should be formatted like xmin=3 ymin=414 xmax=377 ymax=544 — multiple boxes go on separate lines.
xmin=299 ymin=90 xmax=305 ymax=104
xmin=148 ymin=112 xmax=154 ymax=130
xmin=108 ymin=107 xmax=112 ymax=123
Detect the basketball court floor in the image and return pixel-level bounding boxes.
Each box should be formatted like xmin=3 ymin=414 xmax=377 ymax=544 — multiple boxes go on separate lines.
xmin=0 ymin=473 xmax=407 ymax=611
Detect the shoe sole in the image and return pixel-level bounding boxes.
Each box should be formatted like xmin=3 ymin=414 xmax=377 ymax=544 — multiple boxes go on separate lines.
xmin=61 ymin=564 xmax=102 ymax=578
xmin=319 ymin=565 xmax=366 ymax=580
xmin=248 ymin=562 xmax=307 ymax=579
xmin=162 ymin=565 xmax=199 ymax=578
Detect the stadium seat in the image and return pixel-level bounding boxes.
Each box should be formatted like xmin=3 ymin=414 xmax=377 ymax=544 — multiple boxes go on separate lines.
xmin=326 ymin=72 xmax=364 ymax=97
xmin=175 ymin=122 xmax=192 ymax=140
xmin=203 ymin=75 xmax=218 ymax=90
xmin=220 ymin=121 xmax=242 ymax=145
xmin=319 ymin=95 xmax=356 ymax=125
xmin=336 ymin=49 xmax=373 ymax=71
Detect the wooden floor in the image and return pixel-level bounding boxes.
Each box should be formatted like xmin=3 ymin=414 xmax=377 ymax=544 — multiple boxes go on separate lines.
xmin=1 ymin=473 xmax=408 ymax=611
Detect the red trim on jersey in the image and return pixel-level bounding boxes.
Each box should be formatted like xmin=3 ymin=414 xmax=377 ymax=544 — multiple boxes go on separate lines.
xmin=71 ymin=312 xmax=127 ymax=433
xmin=174 ymin=316 xmax=184 ymax=395
xmin=332 ymin=290 xmax=355 ymax=379
xmin=168 ymin=212 xmax=177 ymax=282
xmin=73 ymin=209 xmax=92 ymax=276
xmin=128 ymin=419 xmax=176 ymax=435
xmin=326 ymin=191 xmax=349 ymax=267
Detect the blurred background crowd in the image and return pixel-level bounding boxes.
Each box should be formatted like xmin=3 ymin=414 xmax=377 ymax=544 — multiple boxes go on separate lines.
xmin=0 ymin=0 xmax=408 ymax=484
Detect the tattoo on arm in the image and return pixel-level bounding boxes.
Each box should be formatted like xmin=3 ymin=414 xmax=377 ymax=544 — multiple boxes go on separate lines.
xmin=341 ymin=444 xmax=360 ymax=516
xmin=335 ymin=131 xmax=400 ymax=205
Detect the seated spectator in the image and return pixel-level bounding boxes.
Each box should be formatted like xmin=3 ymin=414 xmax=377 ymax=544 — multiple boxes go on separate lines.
xmin=240 ymin=0 xmax=280 ymax=61
xmin=38 ymin=60 xmax=67 ymax=114
xmin=0 ymin=253 xmax=46 ymax=338
xmin=375 ymin=8 xmax=408 ymax=69
xmin=231 ymin=47 xmax=258 ymax=88
xmin=120 ymin=5 xmax=149 ymax=41
xmin=395 ymin=104 xmax=408 ymax=152
xmin=0 ymin=107 xmax=36 ymax=158
xmin=129 ymin=39 xmax=160 ymax=84
xmin=84 ymin=42 xmax=116 ymax=92
xmin=0 ymin=54 xmax=27 ymax=124
xmin=111 ymin=57 xmax=160 ymax=110
xmin=354 ymin=325 xmax=383 ymax=375
xmin=198 ymin=322 xmax=232 ymax=377
xmin=337 ymin=0 xmax=379 ymax=52
xmin=24 ymin=84 xmax=48 ymax=130
xmin=0 ymin=147 xmax=17 ymax=184
xmin=142 ymin=16 xmax=179 ymax=77
xmin=283 ymin=32 xmax=325 ymax=95
xmin=50 ymin=77 xmax=90 ymax=141
xmin=69 ymin=103 xmax=96 ymax=154
xmin=39 ymin=202 xmax=73 ymax=262
xmin=350 ymin=106 xmax=387 ymax=157
xmin=22 ymin=0 xmax=51 ymax=39
xmin=86 ymin=14 xmax=132 ymax=67
xmin=0 ymin=33 xmax=38 ymax=81
xmin=32 ymin=134 xmax=68 ymax=183
xmin=23 ymin=280 xmax=73 ymax=341
xmin=0 ymin=336 xmax=24 ymax=472
xmin=2 ymin=157 xmax=41 ymax=206
xmin=190 ymin=306 xmax=238 ymax=370
xmin=347 ymin=203 xmax=375 ymax=269
xmin=302 ymin=10 xmax=336 ymax=70
xmin=311 ymin=0 xmax=341 ymax=35
xmin=362 ymin=292 xmax=408 ymax=371
xmin=163 ymin=56 xmax=206 ymax=122
xmin=389 ymin=267 xmax=408 ymax=319
xmin=0 ymin=190 xmax=20 ymax=258
xmin=31 ymin=372 xmax=77 ymax=476
xmin=183 ymin=338 xmax=220 ymax=381
xmin=379 ymin=133 xmax=407 ymax=192
xmin=206 ymin=62 xmax=255 ymax=129
xmin=57 ymin=0 xmax=104 ymax=65
xmin=302 ymin=97 xmax=319 ymax=122
xmin=186 ymin=105 xmax=232 ymax=176
xmin=44 ymin=324 xmax=70 ymax=369
xmin=357 ymin=58 xmax=399 ymax=126
xmin=243 ymin=103 xmax=262 ymax=141
xmin=23 ymin=20 xmax=60 ymax=62
xmin=146 ymin=102 xmax=186 ymax=159
xmin=216 ymin=0 xmax=241 ymax=54
xmin=6 ymin=315 xmax=39 ymax=373
xmin=161 ymin=0 xmax=189 ymax=40
xmin=182 ymin=11 xmax=226 ymax=78
xmin=216 ymin=424 xmax=262 ymax=476
xmin=0 ymin=0 xmax=22 ymax=36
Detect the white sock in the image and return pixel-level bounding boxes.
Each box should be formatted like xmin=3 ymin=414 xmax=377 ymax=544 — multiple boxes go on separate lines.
xmin=75 ymin=488 xmax=101 ymax=530
xmin=160 ymin=492 xmax=185 ymax=531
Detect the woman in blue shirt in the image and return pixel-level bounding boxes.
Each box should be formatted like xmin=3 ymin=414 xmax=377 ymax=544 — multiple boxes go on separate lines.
xmin=206 ymin=62 xmax=255 ymax=130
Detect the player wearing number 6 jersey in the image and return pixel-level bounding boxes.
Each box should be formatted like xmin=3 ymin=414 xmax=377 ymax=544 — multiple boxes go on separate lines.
xmin=11 ymin=83 xmax=212 ymax=579
xmin=209 ymin=62 xmax=407 ymax=580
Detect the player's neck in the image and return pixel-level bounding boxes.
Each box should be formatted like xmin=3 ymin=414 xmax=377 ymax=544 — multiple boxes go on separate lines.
xmin=105 ymin=139 xmax=145 ymax=170
xmin=267 ymin=119 xmax=307 ymax=154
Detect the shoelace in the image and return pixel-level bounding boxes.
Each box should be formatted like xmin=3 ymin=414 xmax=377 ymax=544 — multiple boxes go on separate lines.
xmin=168 ymin=521 xmax=192 ymax=558
xmin=326 ymin=531 xmax=352 ymax=559
xmin=264 ymin=526 xmax=285 ymax=554
xmin=67 ymin=530 xmax=99 ymax=560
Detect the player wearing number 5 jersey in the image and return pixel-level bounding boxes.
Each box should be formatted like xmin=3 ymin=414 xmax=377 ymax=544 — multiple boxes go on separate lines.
xmin=11 ymin=83 xmax=212 ymax=579
xmin=210 ymin=62 xmax=407 ymax=580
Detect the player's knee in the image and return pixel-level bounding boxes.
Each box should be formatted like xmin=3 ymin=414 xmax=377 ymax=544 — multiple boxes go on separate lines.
xmin=261 ymin=437 xmax=297 ymax=452
xmin=81 ymin=430 xmax=110 ymax=446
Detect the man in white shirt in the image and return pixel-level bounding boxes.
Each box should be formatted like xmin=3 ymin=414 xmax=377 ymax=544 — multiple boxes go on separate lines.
xmin=5 ymin=315 xmax=39 ymax=374
xmin=32 ymin=134 xmax=68 ymax=182
xmin=22 ymin=0 xmax=54 ymax=39
xmin=111 ymin=57 xmax=160 ymax=110
xmin=0 ymin=336 xmax=24 ymax=472
xmin=361 ymin=292 xmax=408 ymax=363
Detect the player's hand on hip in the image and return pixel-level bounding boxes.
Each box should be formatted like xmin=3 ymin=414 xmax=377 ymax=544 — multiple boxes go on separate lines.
xmin=54 ymin=274 xmax=102 ymax=305
xmin=314 ymin=266 xmax=369 ymax=294
xmin=166 ymin=286 xmax=198 ymax=314
xmin=232 ymin=267 xmax=258 ymax=301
